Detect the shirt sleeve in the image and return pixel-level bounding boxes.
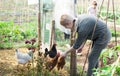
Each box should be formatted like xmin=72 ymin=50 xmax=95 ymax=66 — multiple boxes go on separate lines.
xmin=73 ymin=31 xmax=87 ymax=49
xmin=73 ymin=18 xmax=93 ymax=49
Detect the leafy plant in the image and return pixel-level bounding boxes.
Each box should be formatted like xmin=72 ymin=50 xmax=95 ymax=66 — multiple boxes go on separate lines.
xmin=0 ymin=21 xmax=14 ymax=49
xmin=25 ymin=38 xmax=37 ymax=52
xmin=110 ymin=29 xmax=120 ymax=37
xmin=0 ymin=21 xmax=38 ymax=48
xmin=93 ymin=61 xmax=120 ymax=76
xmin=93 ymin=45 xmax=120 ymax=76
xmin=116 ymin=66 xmax=120 ymax=75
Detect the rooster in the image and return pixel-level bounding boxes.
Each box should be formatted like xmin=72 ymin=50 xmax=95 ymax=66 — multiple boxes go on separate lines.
xmin=15 ymin=49 xmax=34 ymax=65
xmin=44 ymin=44 xmax=57 ymax=58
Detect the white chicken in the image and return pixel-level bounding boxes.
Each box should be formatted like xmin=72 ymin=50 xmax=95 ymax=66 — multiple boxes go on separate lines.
xmin=15 ymin=49 xmax=33 ymax=64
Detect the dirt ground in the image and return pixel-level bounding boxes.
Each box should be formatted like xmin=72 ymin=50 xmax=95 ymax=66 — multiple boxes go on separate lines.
xmin=0 ymin=39 xmax=120 ymax=76
xmin=0 ymin=42 xmax=90 ymax=75
xmin=0 ymin=48 xmax=28 ymax=76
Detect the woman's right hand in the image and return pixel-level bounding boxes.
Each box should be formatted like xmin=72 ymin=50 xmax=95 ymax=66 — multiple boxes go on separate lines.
xmin=61 ymin=51 xmax=67 ymax=58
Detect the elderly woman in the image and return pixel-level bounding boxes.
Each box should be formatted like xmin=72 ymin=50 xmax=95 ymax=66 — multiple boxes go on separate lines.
xmin=60 ymin=14 xmax=111 ymax=76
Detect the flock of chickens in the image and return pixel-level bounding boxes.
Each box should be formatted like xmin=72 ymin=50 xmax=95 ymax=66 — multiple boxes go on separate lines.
xmin=44 ymin=44 xmax=66 ymax=71
xmin=15 ymin=43 xmax=66 ymax=71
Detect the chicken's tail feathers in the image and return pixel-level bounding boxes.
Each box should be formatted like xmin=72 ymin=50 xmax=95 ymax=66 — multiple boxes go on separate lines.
xmin=15 ymin=49 xmax=19 ymax=52
xmin=15 ymin=49 xmax=19 ymax=58
xmin=52 ymin=44 xmax=56 ymax=49
xmin=51 ymin=44 xmax=57 ymax=53
xmin=44 ymin=48 xmax=49 ymax=57
xmin=28 ymin=50 xmax=33 ymax=57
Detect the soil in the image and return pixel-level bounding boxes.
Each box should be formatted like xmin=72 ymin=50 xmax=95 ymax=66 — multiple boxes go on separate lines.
xmin=0 ymin=39 xmax=120 ymax=76
xmin=0 ymin=48 xmax=29 ymax=76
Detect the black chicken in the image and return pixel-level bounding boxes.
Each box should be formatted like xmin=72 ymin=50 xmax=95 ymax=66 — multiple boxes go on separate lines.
xmin=44 ymin=44 xmax=57 ymax=58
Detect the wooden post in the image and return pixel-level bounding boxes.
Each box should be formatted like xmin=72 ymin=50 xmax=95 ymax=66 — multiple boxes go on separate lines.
xmin=70 ymin=0 xmax=77 ymax=76
xmin=37 ymin=0 xmax=42 ymax=75
xmin=70 ymin=23 xmax=77 ymax=76
xmin=37 ymin=0 xmax=41 ymax=52
xmin=50 ymin=20 xmax=55 ymax=49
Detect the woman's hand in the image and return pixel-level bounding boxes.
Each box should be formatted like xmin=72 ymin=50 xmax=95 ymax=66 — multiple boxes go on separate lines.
xmin=61 ymin=51 xmax=67 ymax=58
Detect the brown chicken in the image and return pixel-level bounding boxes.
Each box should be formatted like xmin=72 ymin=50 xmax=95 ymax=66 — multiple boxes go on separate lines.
xmin=57 ymin=56 xmax=66 ymax=70
xmin=46 ymin=52 xmax=60 ymax=71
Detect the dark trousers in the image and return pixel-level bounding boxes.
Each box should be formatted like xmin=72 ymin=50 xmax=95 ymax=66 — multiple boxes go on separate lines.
xmin=87 ymin=29 xmax=111 ymax=76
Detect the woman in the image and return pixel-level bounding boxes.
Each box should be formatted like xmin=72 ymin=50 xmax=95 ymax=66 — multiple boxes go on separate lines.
xmin=60 ymin=14 xmax=111 ymax=76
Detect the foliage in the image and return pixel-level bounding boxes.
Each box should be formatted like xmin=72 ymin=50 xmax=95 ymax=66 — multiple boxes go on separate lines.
xmin=93 ymin=60 xmax=120 ymax=76
xmin=100 ymin=11 xmax=120 ymax=20
xmin=25 ymin=38 xmax=37 ymax=51
xmin=0 ymin=42 xmax=13 ymax=49
xmin=29 ymin=52 xmax=69 ymax=76
xmin=110 ymin=29 xmax=120 ymax=37
xmin=55 ymin=28 xmax=65 ymax=41
xmin=100 ymin=48 xmax=118 ymax=60
xmin=57 ymin=39 xmax=69 ymax=47
xmin=116 ymin=66 xmax=120 ymax=75
xmin=77 ymin=65 xmax=86 ymax=76
xmin=93 ymin=45 xmax=120 ymax=76
xmin=0 ymin=21 xmax=14 ymax=49
xmin=0 ymin=21 xmax=37 ymax=49
xmin=100 ymin=11 xmax=120 ymax=25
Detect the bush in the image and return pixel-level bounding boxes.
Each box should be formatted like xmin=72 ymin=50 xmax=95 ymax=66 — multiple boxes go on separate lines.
xmin=0 ymin=21 xmax=37 ymax=49
xmin=0 ymin=21 xmax=14 ymax=49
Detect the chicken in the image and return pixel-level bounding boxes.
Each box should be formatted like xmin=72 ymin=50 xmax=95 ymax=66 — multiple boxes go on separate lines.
xmin=44 ymin=44 xmax=57 ymax=58
xmin=46 ymin=52 xmax=60 ymax=71
xmin=45 ymin=50 xmax=66 ymax=71
xmin=57 ymin=56 xmax=66 ymax=70
xmin=15 ymin=49 xmax=33 ymax=64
